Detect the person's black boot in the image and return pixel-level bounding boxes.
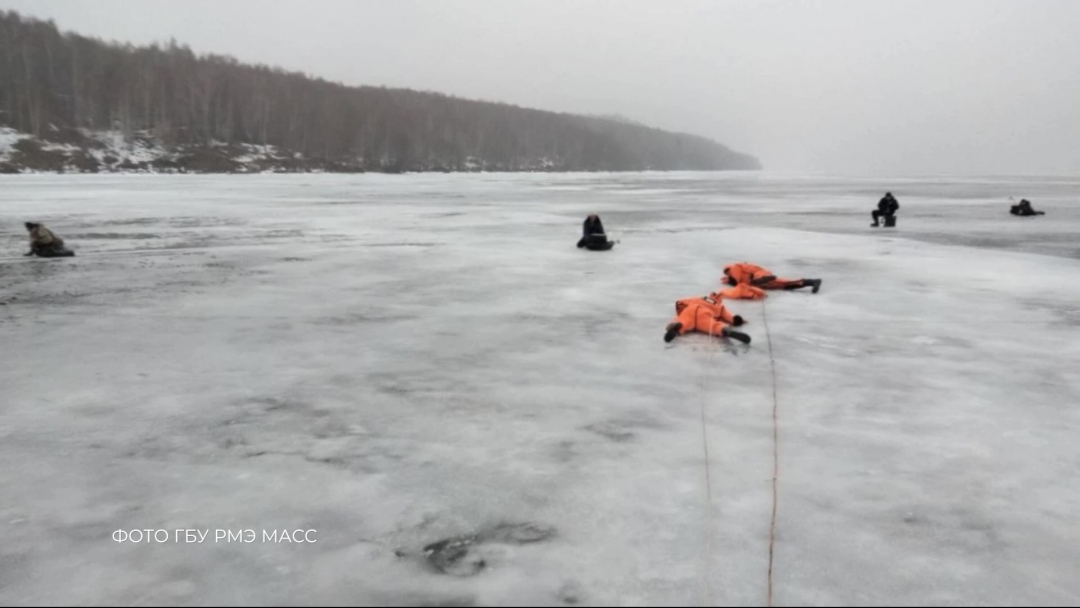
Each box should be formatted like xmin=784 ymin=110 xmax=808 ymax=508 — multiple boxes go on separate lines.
xmin=722 ymin=327 xmax=751 ymax=345
xmin=664 ymin=322 xmax=682 ymax=343
xmin=808 ymin=279 xmax=822 ymax=294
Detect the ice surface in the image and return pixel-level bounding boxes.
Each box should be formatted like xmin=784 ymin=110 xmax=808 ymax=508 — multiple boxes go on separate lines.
xmin=1 ymin=173 xmax=1079 ymax=606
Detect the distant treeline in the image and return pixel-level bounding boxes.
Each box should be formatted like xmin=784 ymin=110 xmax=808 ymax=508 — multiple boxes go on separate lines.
xmin=0 ymin=11 xmax=760 ymax=172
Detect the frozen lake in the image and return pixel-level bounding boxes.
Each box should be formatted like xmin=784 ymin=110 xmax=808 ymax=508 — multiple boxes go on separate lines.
xmin=1 ymin=173 xmax=1079 ymax=606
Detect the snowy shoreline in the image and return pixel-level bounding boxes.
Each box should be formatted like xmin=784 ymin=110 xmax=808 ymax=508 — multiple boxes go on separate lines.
xmin=1 ymin=126 xmax=753 ymax=175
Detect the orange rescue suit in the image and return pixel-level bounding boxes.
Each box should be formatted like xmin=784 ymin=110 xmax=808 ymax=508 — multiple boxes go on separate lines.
xmin=672 ymin=296 xmax=737 ymax=337
xmin=715 ymin=283 xmax=767 ymax=300
xmin=723 ymin=262 xmax=803 ymax=290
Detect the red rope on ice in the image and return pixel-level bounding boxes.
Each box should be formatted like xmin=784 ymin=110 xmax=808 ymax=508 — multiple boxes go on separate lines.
xmin=698 ymin=333 xmax=717 ymax=607
xmin=763 ymin=301 xmax=780 ymax=607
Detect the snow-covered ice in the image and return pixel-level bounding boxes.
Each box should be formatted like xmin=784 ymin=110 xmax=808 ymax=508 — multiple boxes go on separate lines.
xmin=1 ymin=172 xmax=1078 ymax=605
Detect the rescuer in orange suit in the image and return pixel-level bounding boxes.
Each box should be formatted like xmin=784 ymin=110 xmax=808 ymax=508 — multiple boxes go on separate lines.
xmin=664 ymin=295 xmax=751 ymax=344
xmin=722 ymin=262 xmax=821 ymax=293
xmin=714 ymin=283 xmax=767 ymax=300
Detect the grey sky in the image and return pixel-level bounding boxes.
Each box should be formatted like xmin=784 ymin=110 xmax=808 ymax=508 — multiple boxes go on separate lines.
xmin=3 ymin=0 xmax=1079 ymax=175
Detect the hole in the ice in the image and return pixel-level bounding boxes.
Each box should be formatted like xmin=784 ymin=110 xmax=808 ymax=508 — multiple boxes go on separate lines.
xmin=422 ymin=523 xmax=556 ymax=576
xmin=423 ymin=536 xmax=484 ymax=577
xmin=585 ymin=423 xmax=635 ymax=442
xmin=486 ymin=523 xmax=556 ymax=544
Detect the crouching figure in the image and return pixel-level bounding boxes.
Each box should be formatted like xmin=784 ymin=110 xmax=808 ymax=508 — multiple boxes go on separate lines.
xmin=24 ymin=222 xmax=75 ymax=258
xmin=577 ymin=214 xmax=615 ymax=251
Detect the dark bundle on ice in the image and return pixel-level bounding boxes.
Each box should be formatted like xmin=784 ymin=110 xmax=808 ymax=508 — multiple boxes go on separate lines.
xmin=577 ymin=214 xmax=615 ymax=251
xmin=24 ymin=222 xmax=75 ymax=258
xmin=1010 ymin=199 xmax=1045 ymax=217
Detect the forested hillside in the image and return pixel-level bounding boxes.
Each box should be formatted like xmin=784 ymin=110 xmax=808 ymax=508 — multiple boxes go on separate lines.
xmin=0 ymin=11 xmax=761 ymax=173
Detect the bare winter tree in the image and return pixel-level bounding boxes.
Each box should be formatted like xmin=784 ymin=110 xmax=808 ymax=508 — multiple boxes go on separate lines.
xmin=0 ymin=10 xmax=761 ymax=172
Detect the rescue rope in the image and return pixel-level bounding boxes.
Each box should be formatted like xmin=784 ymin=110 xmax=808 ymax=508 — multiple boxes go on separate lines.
xmin=698 ymin=322 xmax=717 ymax=607
xmin=700 ymin=310 xmax=776 ymax=607
xmin=762 ymin=301 xmax=780 ymax=607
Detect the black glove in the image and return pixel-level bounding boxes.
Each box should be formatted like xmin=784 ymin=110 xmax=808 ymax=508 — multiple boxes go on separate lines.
xmin=732 ymin=315 xmax=745 ymax=327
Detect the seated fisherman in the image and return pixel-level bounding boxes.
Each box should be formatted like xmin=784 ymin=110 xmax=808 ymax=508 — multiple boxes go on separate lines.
xmin=1010 ymin=199 xmax=1045 ymax=216
xmin=871 ymin=192 xmax=900 ymax=227
xmin=24 ymin=222 xmax=75 ymax=258
xmin=577 ymin=214 xmax=615 ymax=251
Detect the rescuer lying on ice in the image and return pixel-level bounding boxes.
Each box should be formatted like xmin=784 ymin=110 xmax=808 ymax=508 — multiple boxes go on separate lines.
xmin=722 ymin=262 xmax=821 ymax=293
xmin=664 ymin=295 xmax=751 ymax=344
xmin=714 ymin=282 xmax=767 ymax=300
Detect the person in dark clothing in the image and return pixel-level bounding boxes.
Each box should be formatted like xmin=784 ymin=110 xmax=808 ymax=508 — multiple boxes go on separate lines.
xmin=871 ymin=192 xmax=900 ymax=227
xmin=24 ymin=222 xmax=75 ymax=258
xmin=577 ymin=214 xmax=615 ymax=251
xmin=1010 ymin=199 xmax=1045 ymax=217
xmin=582 ymin=214 xmax=605 ymax=238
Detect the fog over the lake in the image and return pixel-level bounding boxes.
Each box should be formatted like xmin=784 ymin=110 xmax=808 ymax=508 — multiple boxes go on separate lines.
xmin=3 ymin=0 xmax=1079 ymax=175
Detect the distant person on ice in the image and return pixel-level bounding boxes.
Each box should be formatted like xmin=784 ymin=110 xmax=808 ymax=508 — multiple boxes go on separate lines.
xmin=577 ymin=214 xmax=615 ymax=251
xmin=871 ymin=192 xmax=900 ymax=227
xmin=24 ymin=222 xmax=75 ymax=258
xmin=664 ymin=295 xmax=751 ymax=344
xmin=1010 ymin=199 xmax=1045 ymax=217
xmin=722 ymin=262 xmax=821 ymax=293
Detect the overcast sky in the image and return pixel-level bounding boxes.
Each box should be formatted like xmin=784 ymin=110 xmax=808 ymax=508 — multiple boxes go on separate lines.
xmin=3 ymin=0 xmax=1079 ymax=175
